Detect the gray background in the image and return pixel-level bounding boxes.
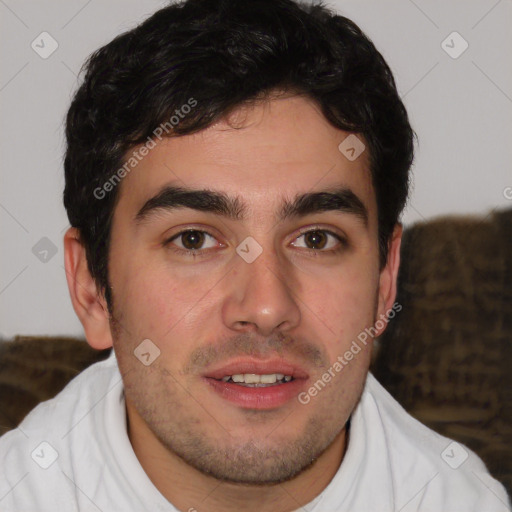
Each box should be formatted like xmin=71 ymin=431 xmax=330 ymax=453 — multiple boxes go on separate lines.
xmin=1 ymin=0 xmax=511 ymax=338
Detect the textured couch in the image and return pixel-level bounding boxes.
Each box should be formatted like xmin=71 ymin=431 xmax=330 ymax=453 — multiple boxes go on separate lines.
xmin=1 ymin=208 xmax=511 ymax=495
xmin=373 ymin=207 xmax=512 ymax=495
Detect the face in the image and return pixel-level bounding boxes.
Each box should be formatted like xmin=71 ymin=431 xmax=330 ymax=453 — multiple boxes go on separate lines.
xmin=103 ymin=94 xmax=397 ymax=484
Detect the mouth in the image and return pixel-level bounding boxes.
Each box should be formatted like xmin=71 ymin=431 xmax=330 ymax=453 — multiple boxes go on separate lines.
xmin=202 ymin=359 xmax=309 ymax=410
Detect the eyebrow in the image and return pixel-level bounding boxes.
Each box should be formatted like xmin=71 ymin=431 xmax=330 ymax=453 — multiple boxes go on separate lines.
xmin=134 ymin=184 xmax=368 ymax=226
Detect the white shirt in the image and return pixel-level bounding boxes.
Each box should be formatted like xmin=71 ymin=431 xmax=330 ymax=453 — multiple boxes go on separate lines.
xmin=0 ymin=350 xmax=510 ymax=512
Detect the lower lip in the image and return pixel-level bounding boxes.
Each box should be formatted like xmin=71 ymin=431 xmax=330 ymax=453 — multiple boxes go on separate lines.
xmin=204 ymin=377 xmax=307 ymax=410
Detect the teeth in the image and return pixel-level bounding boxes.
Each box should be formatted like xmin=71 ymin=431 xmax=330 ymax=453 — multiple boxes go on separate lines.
xmin=243 ymin=374 xmax=261 ymax=384
xmin=222 ymin=373 xmax=293 ymax=384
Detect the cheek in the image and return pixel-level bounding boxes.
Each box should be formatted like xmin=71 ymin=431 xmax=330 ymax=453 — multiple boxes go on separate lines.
xmin=302 ymin=263 xmax=379 ymax=368
xmin=110 ymin=257 xmax=223 ymax=354
xmin=309 ymin=262 xmax=378 ymax=324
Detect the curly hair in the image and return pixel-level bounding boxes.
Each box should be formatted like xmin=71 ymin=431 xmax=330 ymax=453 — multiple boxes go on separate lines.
xmin=63 ymin=0 xmax=414 ymax=308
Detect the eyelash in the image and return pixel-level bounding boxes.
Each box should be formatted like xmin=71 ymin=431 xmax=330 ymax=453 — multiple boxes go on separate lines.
xmin=164 ymin=227 xmax=347 ymax=259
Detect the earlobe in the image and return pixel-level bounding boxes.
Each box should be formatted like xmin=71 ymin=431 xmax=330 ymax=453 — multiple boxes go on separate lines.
xmin=63 ymin=227 xmax=113 ymax=350
xmin=375 ymin=224 xmax=402 ymax=336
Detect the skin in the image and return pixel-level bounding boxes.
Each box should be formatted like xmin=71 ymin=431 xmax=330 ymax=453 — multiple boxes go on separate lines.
xmin=64 ymin=93 xmax=402 ymax=512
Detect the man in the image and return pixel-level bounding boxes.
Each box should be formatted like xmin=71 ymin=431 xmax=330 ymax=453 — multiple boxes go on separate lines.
xmin=0 ymin=0 xmax=509 ymax=510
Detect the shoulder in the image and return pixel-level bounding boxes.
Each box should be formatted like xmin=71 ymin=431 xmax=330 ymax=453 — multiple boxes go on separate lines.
xmin=362 ymin=373 xmax=511 ymax=511
xmin=1 ymin=350 xmax=119 ymax=442
xmin=0 ymin=354 xmax=120 ymax=511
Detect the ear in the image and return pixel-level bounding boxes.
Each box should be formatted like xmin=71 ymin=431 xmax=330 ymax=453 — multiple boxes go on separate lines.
xmin=374 ymin=224 xmax=402 ymax=337
xmin=63 ymin=227 xmax=113 ymax=350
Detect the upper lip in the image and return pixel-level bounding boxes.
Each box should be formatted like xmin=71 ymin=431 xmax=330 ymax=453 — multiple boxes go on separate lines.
xmin=202 ymin=358 xmax=310 ymax=380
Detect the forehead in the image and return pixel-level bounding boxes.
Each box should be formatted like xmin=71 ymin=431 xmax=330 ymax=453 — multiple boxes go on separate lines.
xmin=114 ymin=95 xmax=376 ymax=222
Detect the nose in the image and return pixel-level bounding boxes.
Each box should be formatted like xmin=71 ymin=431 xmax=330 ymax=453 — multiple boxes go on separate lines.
xmin=222 ymin=245 xmax=301 ymax=337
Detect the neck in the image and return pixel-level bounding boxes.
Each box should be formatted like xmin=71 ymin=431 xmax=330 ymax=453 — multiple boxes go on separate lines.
xmin=127 ymin=404 xmax=348 ymax=512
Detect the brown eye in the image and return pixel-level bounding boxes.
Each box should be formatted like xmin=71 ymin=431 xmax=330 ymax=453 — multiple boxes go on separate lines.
xmin=291 ymin=229 xmax=344 ymax=252
xmin=168 ymin=230 xmax=218 ymax=252
xmin=180 ymin=230 xmax=206 ymax=250
xmin=303 ymin=230 xmax=328 ymax=249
